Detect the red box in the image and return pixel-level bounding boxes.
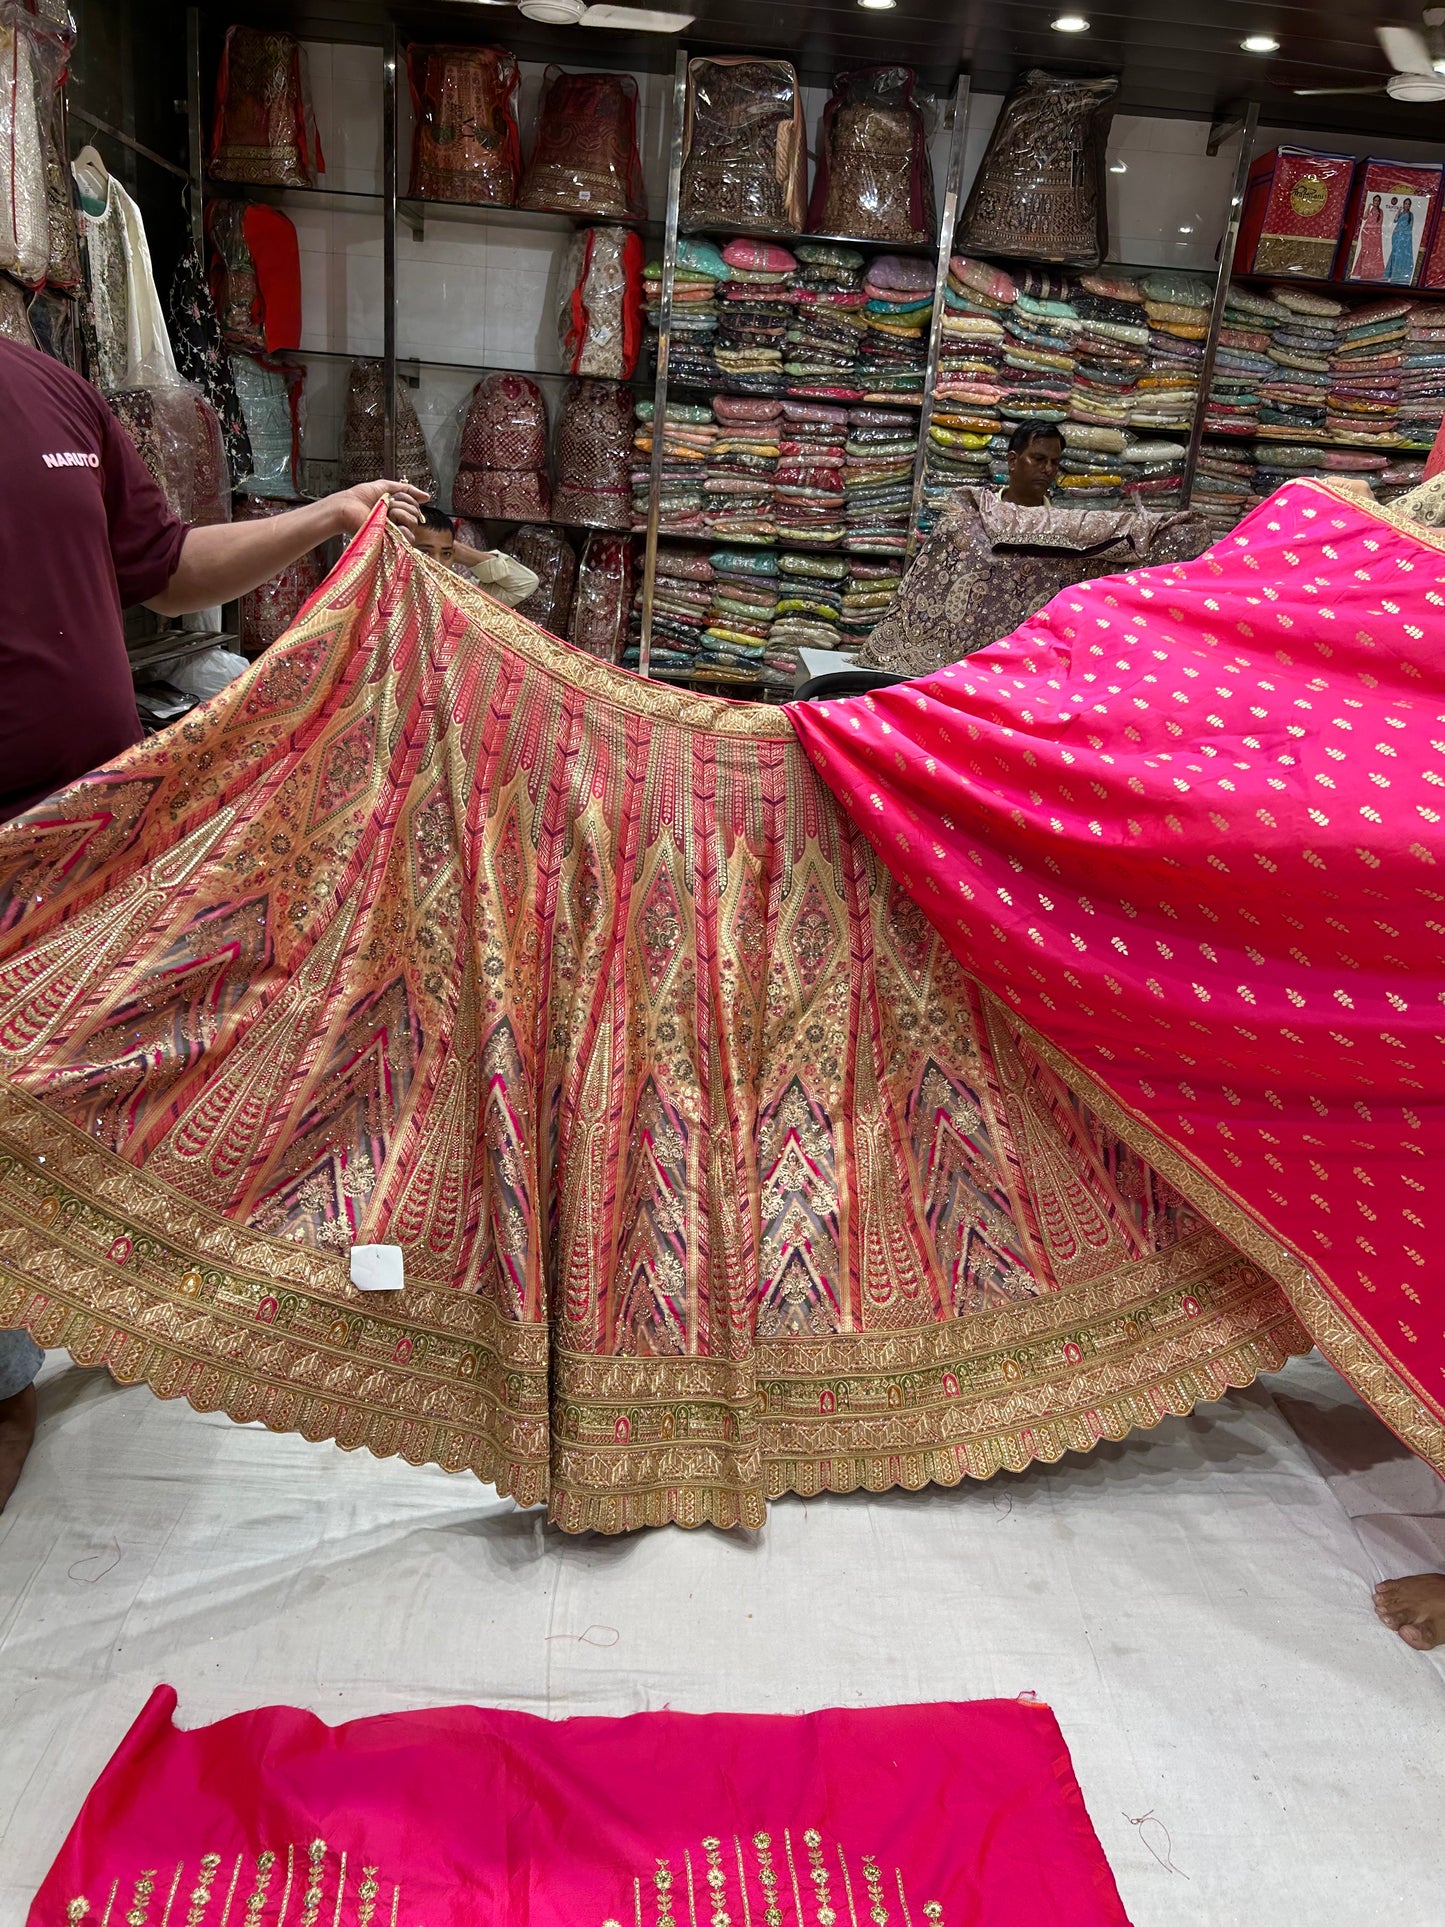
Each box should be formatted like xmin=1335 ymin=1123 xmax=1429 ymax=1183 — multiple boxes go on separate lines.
xmin=1339 ymin=157 xmax=1443 ymax=286
xmin=1237 ymin=146 xmax=1355 ymax=278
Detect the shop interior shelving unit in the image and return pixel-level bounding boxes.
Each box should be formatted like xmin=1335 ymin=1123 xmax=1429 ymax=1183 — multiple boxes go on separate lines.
xmin=173 ymin=6 xmax=1445 ymax=694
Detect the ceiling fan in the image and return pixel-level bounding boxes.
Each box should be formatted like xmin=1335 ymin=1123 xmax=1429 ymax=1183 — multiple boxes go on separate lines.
xmin=464 ymin=0 xmax=694 ymax=28
xmin=1295 ymin=12 xmax=1445 ymax=99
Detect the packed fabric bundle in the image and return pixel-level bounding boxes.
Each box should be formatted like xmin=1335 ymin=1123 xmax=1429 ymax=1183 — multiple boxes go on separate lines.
xmin=518 ymin=68 xmax=645 ymax=220
xmin=232 ymin=493 xmax=326 ymax=656
xmin=553 ymin=378 xmax=634 ymax=529
xmin=644 ymin=238 xmax=724 ymax=390
xmin=504 ymin=524 xmax=576 ymax=635
xmin=807 ymin=65 xmax=935 ymax=245
xmin=567 ymin=531 xmax=633 ymax=661
xmin=700 ymin=546 xmax=778 ymax=683
xmin=338 ymin=357 xmax=435 ymax=496
xmin=558 ymin=226 xmax=644 ymax=379
xmin=679 ymin=57 xmax=806 ymax=235
xmin=1400 ymin=299 xmax=1445 ymax=445
xmin=784 ymin=242 xmax=867 ymax=396
xmin=209 ymin=26 xmax=323 ymax=190
xmin=712 ymin=237 xmax=796 ymax=391
xmin=405 ymin=44 xmax=520 ymax=205
xmin=2 ymin=1 xmax=70 ymax=287
xmin=768 ymin=550 xmax=849 ymax=682
xmin=452 ymin=373 xmax=550 ymax=521
xmin=955 ymin=69 xmax=1117 ymax=267
xmin=772 ymin=398 xmax=849 ymax=545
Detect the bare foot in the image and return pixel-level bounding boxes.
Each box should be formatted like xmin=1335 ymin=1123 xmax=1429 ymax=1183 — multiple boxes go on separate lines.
xmin=1374 ymin=1574 xmax=1445 ymax=1651
xmin=0 ymin=1383 xmax=37 ymax=1512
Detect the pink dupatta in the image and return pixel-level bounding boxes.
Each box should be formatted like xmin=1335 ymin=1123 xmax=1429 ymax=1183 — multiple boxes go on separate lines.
xmin=792 ymin=479 xmax=1445 ymax=1473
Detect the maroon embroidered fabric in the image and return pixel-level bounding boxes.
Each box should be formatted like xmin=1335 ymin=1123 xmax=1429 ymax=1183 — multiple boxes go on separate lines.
xmin=552 ymin=378 xmax=632 ymax=530
xmin=233 ymin=493 xmax=327 ymax=657
xmin=506 ymin=523 xmax=577 ymax=636
xmin=406 ymin=44 xmax=521 ymax=207
xmin=568 ymin=530 xmax=633 ymax=661
xmin=808 ymin=66 xmax=935 ymax=246
xmin=451 ymin=374 xmax=550 ymax=521
xmin=209 ymin=27 xmax=323 ymax=190
xmin=107 ymin=384 xmax=231 ymax=527
xmin=518 ymin=68 xmax=645 ymax=221
xmin=338 ymin=359 xmax=436 ymax=496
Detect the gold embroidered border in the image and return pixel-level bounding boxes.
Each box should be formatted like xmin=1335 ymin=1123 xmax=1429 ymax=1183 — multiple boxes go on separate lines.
xmin=1004 ymin=995 xmax=1445 ymax=1478
xmin=1300 ymin=472 xmax=1445 ymax=552
xmin=0 ymin=1072 xmax=1315 ymax=1531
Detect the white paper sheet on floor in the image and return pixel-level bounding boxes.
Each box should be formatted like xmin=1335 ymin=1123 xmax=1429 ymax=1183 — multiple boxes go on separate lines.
xmin=2 ymin=1352 xmax=1442 ymax=1927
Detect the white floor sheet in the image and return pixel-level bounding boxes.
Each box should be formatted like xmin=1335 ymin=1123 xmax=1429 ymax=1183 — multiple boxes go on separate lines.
xmin=2 ymin=1352 xmax=1443 ymax=1926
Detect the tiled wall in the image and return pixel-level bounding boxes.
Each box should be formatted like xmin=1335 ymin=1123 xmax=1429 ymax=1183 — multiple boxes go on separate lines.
xmin=289 ymin=42 xmax=1426 ymax=504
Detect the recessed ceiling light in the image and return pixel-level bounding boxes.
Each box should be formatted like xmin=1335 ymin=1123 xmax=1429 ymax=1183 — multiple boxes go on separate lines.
xmin=1052 ymin=13 xmax=1090 ymax=29
xmin=1241 ymin=33 xmax=1279 ymax=53
xmin=1109 ymin=160 xmax=1127 ymax=174
xmin=1179 ymin=225 xmax=1194 ymax=234
xmin=859 ymin=0 xmax=897 ymax=10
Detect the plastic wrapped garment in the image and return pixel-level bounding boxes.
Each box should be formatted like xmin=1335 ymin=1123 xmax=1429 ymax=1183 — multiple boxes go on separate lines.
xmin=42 ymin=93 xmax=81 ymax=291
xmin=955 ymin=70 xmax=1118 ymax=268
xmin=568 ymin=530 xmax=633 ymax=660
xmin=73 ymin=147 xmax=181 ymax=396
xmin=557 ymin=226 xmax=644 ymax=378
xmin=230 ymin=352 xmax=305 ymax=500
xmin=108 ymin=382 xmax=233 ymax=527
xmin=168 ymin=247 xmax=254 ymax=485
xmin=1 ymin=4 xmax=68 ymax=286
xmin=406 ymin=43 xmax=520 ymax=206
xmin=553 ymin=378 xmax=633 ymax=529
xmin=205 ymin=199 xmax=302 ymax=355
xmin=209 ymin=26 xmax=323 ymax=189
xmin=233 ymin=492 xmax=327 ymax=656
xmin=807 ymin=66 xmax=936 ymax=246
xmin=505 ymin=523 xmax=577 ymax=635
xmin=451 ymin=373 xmax=551 ymax=522
xmin=518 ymin=68 xmax=645 ymax=221
xmin=0 ymin=272 xmax=35 ymax=346
xmin=679 ymin=57 xmax=806 ymax=236
xmin=338 ymin=358 xmax=436 ymax=495
xmin=26 ymin=284 xmax=78 ymax=368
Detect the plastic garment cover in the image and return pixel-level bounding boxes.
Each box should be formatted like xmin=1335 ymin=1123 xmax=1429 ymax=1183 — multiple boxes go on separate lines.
xmin=557 ymin=226 xmax=644 ymax=378
xmin=233 ymin=492 xmax=326 ymax=655
xmin=1 ymin=3 xmax=68 ymax=285
xmin=553 ymin=377 xmax=633 ymax=529
xmin=209 ymin=26 xmax=323 ymax=189
xmin=230 ymin=352 xmax=305 ymax=500
xmin=518 ymin=68 xmax=645 ymax=221
xmin=505 ymin=523 xmax=576 ymax=635
xmin=451 ymin=373 xmax=551 ymax=521
xmin=338 ymin=358 xmax=436 ymax=496
xmin=568 ymin=529 xmax=633 ymax=660
xmin=808 ymin=66 xmax=935 ymax=246
xmin=168 ymin=246 xmax=254 ymax=485
xmin=406 ymin=43 xmax=520 ymax=206
xmin=679 ymin=57 xmax=806 ymax=236
xmin=955 ymin=69 xmax=1118 ymax=268
xmin=108 ymin=381 xmax=232 ymax=526
xmin=0 ymin=272 xmax=36 ymax=345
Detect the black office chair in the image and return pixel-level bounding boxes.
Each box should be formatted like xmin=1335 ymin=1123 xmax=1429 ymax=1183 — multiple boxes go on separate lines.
xmin=792 ymin=667 xmax=907 ymax=703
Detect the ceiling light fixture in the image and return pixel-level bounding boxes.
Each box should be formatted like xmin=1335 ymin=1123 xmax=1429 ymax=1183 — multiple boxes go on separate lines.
xmin=1052 ymin=13 xmax=1090 ymax=30
xmin=1109 ymin=160 xmax=1127 ymax=174
xmin=859 ymin=0 xmax=897 ymax=10
xmin=1241 ymin=33 xmax=1280 ymax=53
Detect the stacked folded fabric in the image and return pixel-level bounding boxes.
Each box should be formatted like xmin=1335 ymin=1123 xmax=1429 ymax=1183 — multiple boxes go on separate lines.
xmin=701 ymin=547 xmax=779 ymax=684
xmin=1001 ymin=270 xmax=1078 ymax=427
xmin=1327 ymin=296 xmax=1407 ymax=446
xmin=646 ymin=238 xmax=725 ymax=390
xmin=773 ymin=399 xmax=849 ymax=545
xmin=845 ymin=405 xmax=916 ymax=553
xmin=1071 ymin=272 xmax=1148 ymax=435
xmin=623 ymin=546 xmax=715 ymax=675
xmin=630 ymin=399 xmax=714 ymax=535
xmin=1203 ymin=284 xmax=1285 ymax=438
xmin=858 ymin=255 xmax=932 ymax=401
xmin=785 ymin=243 xmax=867 ymax=398
xmin=938 ymin=254 xmax=1011 ymax=435
xmin=1134 ymin=272 xmax=1211 ymax=434
xmin=1254 ymin=285 xmax=1338 ymax=443
xmin=769 ymin=552 xmax=849 ymax=681
xmin=839 ymin=558 xmax=902 ymax=646
xmin=713 ymin=238 xmax=797 ymax=395
xmin=1188 ymin=444 xmax=1256 ymax=536
xmin=1400 ymin=300 xmax=1445 ymax=446
xmin=706 ymin=395 xmax=781 ymax=541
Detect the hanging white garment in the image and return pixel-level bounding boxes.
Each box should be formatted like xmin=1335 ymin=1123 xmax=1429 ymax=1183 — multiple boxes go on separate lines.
xmin=72 ymin=145 xmax=178 ymax=393
xmin=0 ymin=10 xmax=50 ymax=284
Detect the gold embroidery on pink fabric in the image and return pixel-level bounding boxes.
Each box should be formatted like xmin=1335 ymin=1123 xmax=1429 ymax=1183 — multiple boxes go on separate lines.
xmin=184 ymin=1855 xmax=223 ymax=1927
xmin=125 ymin=1870 xmax=157 ymax=1927
xmin=299 ymin=1839 xmax=327 ymax=1927
xmin=241 ymin=1852 xmax=275 ymax=1927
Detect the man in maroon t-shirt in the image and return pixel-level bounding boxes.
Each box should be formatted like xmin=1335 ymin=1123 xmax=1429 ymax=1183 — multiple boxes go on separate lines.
xmin=0 ymin=339 xmax=426 ymax=1507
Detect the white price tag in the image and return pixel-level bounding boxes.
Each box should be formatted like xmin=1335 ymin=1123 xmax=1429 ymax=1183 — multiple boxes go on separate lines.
xmin=349 ymin=1245 xmax=405 ymax=1292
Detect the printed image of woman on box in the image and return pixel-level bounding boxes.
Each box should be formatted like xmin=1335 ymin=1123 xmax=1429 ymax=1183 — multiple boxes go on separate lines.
xmin=1356 ymin=192 xmax=1386 ymax=280
xmin=1387 ymin=195 xmax=1417 ymax=283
